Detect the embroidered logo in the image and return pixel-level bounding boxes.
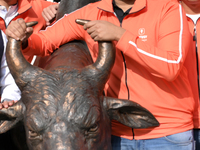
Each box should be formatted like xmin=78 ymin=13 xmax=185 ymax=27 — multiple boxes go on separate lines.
xmin=138 ymin=28 xmax=145 ymax=35
xmin=138 ymin=28 xmax=147 ymax=42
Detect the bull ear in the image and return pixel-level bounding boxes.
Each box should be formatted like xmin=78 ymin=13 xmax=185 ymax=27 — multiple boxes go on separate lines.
xmin=103 ymin=97 xmax=159 ymax=128
xmin=0 ymin=100 xmax=25 ymax=133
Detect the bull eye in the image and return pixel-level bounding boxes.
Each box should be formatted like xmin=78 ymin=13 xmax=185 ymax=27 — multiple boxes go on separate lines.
xmin=88 ymin=123 xmax=99 ymax=133
xmin=29 ymin=130 xmax=43 ymax=141
xmin=84 ymin=123 xmax=99 ymax=139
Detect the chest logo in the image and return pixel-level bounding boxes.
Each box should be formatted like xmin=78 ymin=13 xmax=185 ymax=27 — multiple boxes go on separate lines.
xmin=138 ymin=28 xmax=145 ymax=35
xmin=138 ymin=28 xmax=147 ymax=42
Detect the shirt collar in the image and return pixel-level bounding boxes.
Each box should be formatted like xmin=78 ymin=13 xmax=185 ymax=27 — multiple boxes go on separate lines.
xmin=17 ymin=0 xmax=31 ymax=14
xmin=0 ymin=3 xmax=18 ymax=26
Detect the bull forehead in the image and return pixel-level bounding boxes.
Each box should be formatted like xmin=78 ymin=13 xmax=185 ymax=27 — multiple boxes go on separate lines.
xmin=60 ymin=97 xmax=101 ymax=127
xmin=25 ymin=70 xmax=102 ymax=133
xmin=51 ymin=121 xmax=67 ymax=133
xmin=24 ymin=69 xmax=98 ymax=105
xmin=26 ymin=97 xmax=101 ymax=135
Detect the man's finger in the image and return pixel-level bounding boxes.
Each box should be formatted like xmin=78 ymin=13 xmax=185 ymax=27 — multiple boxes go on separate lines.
xmin=43 ymin=12 xmax=52 ymax=22
xmin=8 ymin=20 xmax=26 ymax=40
xmin=2 ymin=101 xmax=9 ymax=108
xmin=17 ymin=18 xmax=27 ymax=31
xmin=8 ymin=101 xmax=14 ymax=106
xmin=5 ymin=29 xmax=20 ymax=40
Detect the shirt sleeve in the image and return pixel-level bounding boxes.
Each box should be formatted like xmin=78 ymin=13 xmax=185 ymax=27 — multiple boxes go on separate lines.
xmin=0 ymin=33 xmax=21 ymax=102
xmin=116 ymin=3 xmax=192 ymax=81
xmin=25 ymin=8 xmax=85 ymax=57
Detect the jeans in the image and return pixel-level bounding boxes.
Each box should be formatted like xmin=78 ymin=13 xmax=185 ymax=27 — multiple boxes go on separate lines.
xmin=111 ymin=130 xmax=195 ymax=150
xmin=194 ymin=129 xmax=200 ymax=150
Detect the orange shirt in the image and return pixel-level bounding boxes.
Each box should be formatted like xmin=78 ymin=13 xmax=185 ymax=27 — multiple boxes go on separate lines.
xmin=0 ymin=0 xmax=57 ymax=62
xmin=184 ymin=15 xmax=200 ymax=129
xmin=25 ymin=0 xmax=194 ymax=140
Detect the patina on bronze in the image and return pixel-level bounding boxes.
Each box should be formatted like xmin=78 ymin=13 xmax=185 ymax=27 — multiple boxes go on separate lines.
xmin=0 ymin=0 xmax=159 ymax=148
xmin=0 ymin=19 xmax=159 ymax=150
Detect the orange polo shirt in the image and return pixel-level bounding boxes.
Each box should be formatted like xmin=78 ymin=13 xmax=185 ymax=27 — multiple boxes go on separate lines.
xmin=25 ymin=0 xmax=194 ymax=140
xmin=0 ymin=0 xmax=57 ymax=62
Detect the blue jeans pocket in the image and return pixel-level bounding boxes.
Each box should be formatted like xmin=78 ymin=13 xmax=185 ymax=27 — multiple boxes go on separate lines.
xmin=164 ymin=130 xmax=194 ymax=145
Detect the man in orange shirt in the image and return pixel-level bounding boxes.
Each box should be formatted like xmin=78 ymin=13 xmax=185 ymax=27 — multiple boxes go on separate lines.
xmin=179 ymin=0 xmax=200 ymax=149
xmin=0 ymin=0 xmax=58 ymax=109
xmin=5 ymin=0 xmax=196 ymax=149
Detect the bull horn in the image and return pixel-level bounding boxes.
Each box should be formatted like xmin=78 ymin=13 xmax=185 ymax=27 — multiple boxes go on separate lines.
xmin=76 ymin=19 xmax=116 ymax=90
xmin=6 ymin=21 xmax=41 ymax=90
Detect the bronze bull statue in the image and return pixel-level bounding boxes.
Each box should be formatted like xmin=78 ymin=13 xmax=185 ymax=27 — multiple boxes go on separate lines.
xmin=0 ymin=21 xmax=159 ymax=150
xmin=0 ymin=0 xmax=159 ymax=149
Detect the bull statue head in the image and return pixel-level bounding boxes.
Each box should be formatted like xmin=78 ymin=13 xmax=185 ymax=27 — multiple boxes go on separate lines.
xmin=0 ymin=20 xmax=159 ymax=150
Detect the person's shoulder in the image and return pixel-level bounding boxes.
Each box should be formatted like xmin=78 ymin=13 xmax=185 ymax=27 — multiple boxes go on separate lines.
xmin=147 ymin=0 xmax=180 ymax=10
xmin=148 ymin=0 xmax=179 ymax=5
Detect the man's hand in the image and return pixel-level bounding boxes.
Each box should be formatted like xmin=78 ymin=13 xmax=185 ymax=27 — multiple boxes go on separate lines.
xmin=83 ymin=20 xmax=126 ymax=41
xmin=42 ymin=3 xmax=59 ymax=26
xmin=0 ymin=100 xmax=17 ymax=109
xmin=5 ymin=18 xmax=33 ymax=42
